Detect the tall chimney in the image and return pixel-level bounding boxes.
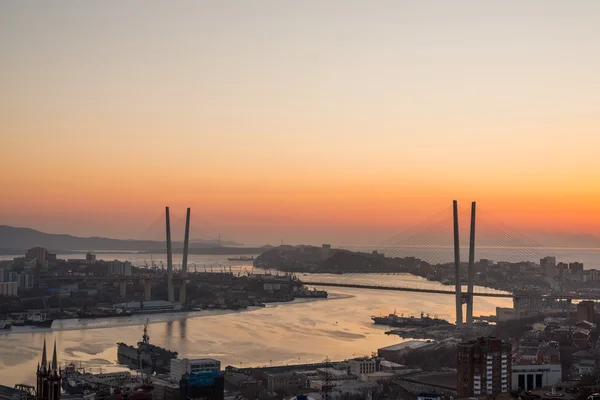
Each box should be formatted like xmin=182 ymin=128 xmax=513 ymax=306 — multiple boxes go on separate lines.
xmin=453 ymin=200 xmax=462 ymax=328
xmin=466 ymin=201 xmax=476 ymax=330
xmin=166 ymin=206 xmax=174 ymax=302
xmin=179 ymin=207 xmax=190 ymax=304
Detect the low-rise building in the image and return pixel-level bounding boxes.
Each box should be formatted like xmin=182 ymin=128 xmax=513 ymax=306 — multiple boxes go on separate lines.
xmin=573 ymin=328 xmax=592 ymax=349
xmin=572 ymin=350 xmax=595 ymax=364
xmin=361 ymin=371 xmax=394 ymax=382
xmin=496 ymin=307 xmax=515 ymax=322
xmin=265 ymin=372 xmax=308 ymax=394
xmin=537 ymin=342 xmax=560 ymax=364
xmin=349 ymin=358 xmax=377 ymax=377
xmin=512 ymin=364 xmax=562 ymax=391
xmin=378 ymin=340 xmax=436 ymax=363
xmin=574 ymin=359 xmax=596 ymax=377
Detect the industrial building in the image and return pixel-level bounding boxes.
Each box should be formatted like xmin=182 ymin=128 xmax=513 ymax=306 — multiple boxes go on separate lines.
xmin=377 ymin=340 xmax=436 ymax=363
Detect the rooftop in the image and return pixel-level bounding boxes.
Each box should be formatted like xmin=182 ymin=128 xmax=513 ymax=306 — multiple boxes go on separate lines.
xmin=379 ymin=340 xmax=435 ymax=352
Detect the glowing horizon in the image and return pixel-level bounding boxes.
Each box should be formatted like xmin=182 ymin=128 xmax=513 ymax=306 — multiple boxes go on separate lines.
xmin=1 ymin=1 xmax=600 ymax=245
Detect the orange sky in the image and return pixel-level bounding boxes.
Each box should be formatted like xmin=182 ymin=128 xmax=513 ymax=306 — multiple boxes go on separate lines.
xmin=1 ymin=1 xmax=600 ymax=245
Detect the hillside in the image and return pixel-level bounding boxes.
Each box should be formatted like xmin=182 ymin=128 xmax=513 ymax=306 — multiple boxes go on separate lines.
xmin=0 ymin=225 xmax=242 ymax=253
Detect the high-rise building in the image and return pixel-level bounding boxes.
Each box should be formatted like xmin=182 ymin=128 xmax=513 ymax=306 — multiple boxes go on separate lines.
xmin=109 ymin=260 xmax=132 ymax=276
xmin=457 ymin=337 xmax=512 ymax=397
xmin=540 ymin=256 xmax=556 ymax=267
xmin=26 ymin=247 xmax=48 ymax=262
xmin=569 ymin=262 xmax=584 ymax=274
xmin=85 ymin=252 xmax=96 ymax=265
xmin=577 ymin=301 xmax=595 ymax=323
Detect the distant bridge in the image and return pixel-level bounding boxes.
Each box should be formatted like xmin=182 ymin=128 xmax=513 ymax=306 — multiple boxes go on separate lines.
xmin=306 ymin=281 xmax=513 ymax=297
xmin=306 ymin=281 xmax=600 ymax=301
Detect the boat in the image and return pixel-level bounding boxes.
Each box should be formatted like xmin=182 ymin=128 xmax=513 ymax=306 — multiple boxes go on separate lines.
xmin=295 ymin=288 xmax=328 ymax=299
xmin=371 ymin=311 xmax=452 ymax=327
xmin=25 ymin=313 xmax=54 ymax=328
xmin=117 ymin=319 xmax=178 ymax=373
xmin=227 ymin=256 xmax=255 ymax=262
xmin=77 ymin=309 xmax=133 ymax=319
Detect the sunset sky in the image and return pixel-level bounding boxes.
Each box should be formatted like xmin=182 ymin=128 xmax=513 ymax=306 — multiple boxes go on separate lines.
xmin=1 ymin=1 xmax=600 ymax=245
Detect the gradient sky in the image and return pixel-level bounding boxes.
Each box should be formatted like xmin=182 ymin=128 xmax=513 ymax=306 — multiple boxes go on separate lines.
xmin=1 ymin=1 xmax=600 ymax=245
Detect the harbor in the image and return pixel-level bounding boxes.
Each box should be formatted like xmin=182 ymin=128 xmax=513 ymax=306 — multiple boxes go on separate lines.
xmin=0 ymin=282 xmax=511 ymax=387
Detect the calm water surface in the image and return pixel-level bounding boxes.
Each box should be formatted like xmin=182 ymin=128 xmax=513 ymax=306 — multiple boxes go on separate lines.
xmin=0 ymin=272 xmax=512 ymax=386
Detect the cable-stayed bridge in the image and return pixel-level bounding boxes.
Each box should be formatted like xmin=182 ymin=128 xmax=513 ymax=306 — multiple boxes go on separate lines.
xmin=120 ymin=203 xmax=590 ymax=318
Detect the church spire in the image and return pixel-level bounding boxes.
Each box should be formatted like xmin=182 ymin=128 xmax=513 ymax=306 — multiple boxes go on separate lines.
xmin=41 ymin=338 xmax=47 ymax=368
xmin=51 ymin=340 xmax=58 ymax=372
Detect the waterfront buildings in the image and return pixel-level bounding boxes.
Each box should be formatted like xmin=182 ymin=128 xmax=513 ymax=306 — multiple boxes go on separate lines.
xmin=170 ymin=358 xmax=221 ymax=382
xmin=377 ymin=340 xmax=436 ymax=363
xmin=265 ymin=372 xmax=308 ymax=393
xmin=457 ymin=337 xmax=512 ymax=397
xmin=349 ymin=358 xmax=377 ymax=376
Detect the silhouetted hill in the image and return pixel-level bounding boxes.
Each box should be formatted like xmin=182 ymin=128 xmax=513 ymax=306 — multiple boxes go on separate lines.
xmin=0 ymin=225 xmax=242 ymax=253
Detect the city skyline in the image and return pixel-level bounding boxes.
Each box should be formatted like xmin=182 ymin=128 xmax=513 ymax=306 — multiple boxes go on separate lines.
xmin=2 ymin=1 xmax=600 ymax=245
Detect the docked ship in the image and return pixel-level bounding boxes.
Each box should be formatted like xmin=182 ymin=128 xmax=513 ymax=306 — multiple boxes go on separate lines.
xmin=77 ymin=309 xmax=133 ymax=319
xmin=295 ymin=288 xmax=328 ymax=299
xmin=372 ymin=311 xmax=452 ymax=327
xmin=117 ymin=319 xmax=178 ymax=373
xmin=24 ymin=313 xmax=54 ymax=328
xmin=227 ymin=256 xmax=254 ymax=262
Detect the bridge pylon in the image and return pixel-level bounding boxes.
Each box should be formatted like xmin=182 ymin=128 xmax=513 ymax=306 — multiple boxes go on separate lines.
xmin=453 ymin=200 xmax=476 ymax=330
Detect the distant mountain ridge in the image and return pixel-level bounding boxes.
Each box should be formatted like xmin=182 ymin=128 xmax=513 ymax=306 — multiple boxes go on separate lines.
xmin=0 ymin=225 xmax=242 ymax=253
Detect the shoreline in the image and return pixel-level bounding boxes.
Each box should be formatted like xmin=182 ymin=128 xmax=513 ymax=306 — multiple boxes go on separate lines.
xmin=0 ymin=293 xmax=352 ymax=336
